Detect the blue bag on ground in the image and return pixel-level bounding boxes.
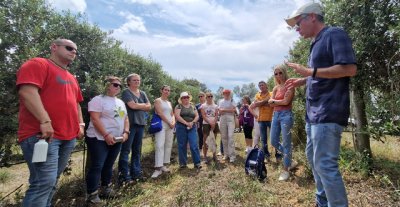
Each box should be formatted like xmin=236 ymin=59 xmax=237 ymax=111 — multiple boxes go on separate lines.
xmin=148 ymin=112 xmax=162 ymax=134
xmin=245 ymin=145 xmax=267 ymax=181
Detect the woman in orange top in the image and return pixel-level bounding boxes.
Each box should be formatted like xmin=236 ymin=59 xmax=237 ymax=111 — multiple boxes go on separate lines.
xmin=268 ymin=65 xmax=297 ymax=181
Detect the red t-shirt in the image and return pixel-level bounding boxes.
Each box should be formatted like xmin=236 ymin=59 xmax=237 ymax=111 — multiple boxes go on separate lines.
xmin=16 ymin=58 xmax=84 ymax=142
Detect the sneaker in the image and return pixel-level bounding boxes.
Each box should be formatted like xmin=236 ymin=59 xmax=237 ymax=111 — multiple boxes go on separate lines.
xmin=161 ymin=166 xmax=170 ymax=173
xmin=151 ymin=170 xmax=162 ymax=178
xmin=86 ymin=191 xmax=102 ymax=204
xmin=99 ymin=185 xmax=116 ymax=198
xmin=229 ymin=158 xmax=236 ymax=163
xmin=278 ymin=171 xmax=290 ymax=181
xmin=179 ymin=165 xmax=188 ymax=169
xmin=217 ymin=152 xmax=223 ymax=156
xmin=222 ymin=156 xmax=229 ymax=160
xmin=194 ymin=163 xmax=202 ymax=169
xmin=134 ymin=176 xmax=147 ymax=182
xmin=288 ymin=160 xmax=298 ymax=171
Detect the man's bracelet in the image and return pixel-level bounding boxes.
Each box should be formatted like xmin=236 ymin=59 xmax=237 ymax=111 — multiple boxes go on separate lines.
xmin=40 ymin=120 xmax=51 ymax=124
xmin=312 ymin=67 xmax=317 ymax=78
xmin=79 ymin=123 xmax=85 ymax=127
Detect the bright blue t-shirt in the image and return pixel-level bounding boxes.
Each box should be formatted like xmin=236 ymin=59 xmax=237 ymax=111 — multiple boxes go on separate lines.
xmin=306 ymin=27 xmax=357 ymax=126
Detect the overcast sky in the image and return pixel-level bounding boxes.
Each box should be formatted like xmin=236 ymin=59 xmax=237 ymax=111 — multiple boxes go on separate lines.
xmin=46 ymin=0 xmax=312 ymax=92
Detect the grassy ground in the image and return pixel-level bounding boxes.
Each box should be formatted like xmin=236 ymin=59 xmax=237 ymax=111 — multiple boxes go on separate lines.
xmin=0 ymin=132 xmax=399 ymax=206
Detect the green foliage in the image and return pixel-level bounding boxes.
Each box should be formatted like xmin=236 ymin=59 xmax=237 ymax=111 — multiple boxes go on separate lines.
xmin=233 ymin=83 xmax=258 ymax=101
xmin=0 ymin=169 xmax=11 ymax=184
xmin=0 ymin=0 xmax=207 ymax=163
xmin=339 ymin=147 xmax=372 ymax=177
xmin=322 ymin=0 xmax=400 ymax=141
xmin=284 ymin=39 xmax=311 ymax=144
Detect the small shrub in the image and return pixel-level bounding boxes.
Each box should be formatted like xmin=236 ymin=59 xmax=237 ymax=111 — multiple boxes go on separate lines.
xmin=0 ymin=170 xmax=11 ymax=184
xmin=339 ymin=148 xmax=371 ymax=177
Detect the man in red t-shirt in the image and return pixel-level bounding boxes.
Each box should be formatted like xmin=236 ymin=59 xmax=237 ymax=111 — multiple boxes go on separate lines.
xmin=16 ymin=38 xmax=84 ymax=207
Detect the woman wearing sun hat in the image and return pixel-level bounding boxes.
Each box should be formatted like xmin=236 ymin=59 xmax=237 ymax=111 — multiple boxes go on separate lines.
xmin=174 ymin=92 xmax=202 ymax=169
xmin=218 ymin=89 xmax=237 ymax=163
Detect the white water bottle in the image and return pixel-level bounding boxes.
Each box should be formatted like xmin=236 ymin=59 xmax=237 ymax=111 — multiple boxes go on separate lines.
xmin=32 ymin=139 xmax=48 ymax=163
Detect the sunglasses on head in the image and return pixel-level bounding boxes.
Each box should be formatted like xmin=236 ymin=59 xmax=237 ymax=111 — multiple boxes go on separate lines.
xmin=274 ymin=72 xmax=283 ymax=76
xmin=57 ymin=45 xmax=77 ymax=52
xmin=111 ymin=83 xmax=122 ymax=88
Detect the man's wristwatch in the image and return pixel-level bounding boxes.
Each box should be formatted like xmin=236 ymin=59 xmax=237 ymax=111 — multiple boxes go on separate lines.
xmin=123 ymin=130 xmax=130 ymax=135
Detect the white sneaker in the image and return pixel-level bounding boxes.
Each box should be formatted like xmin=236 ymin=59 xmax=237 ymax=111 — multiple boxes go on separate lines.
xmin=229 ymin=157 xmax=236 ymax=163
xmin=161 ymin=166 xmax=170 ymax=173
xmin=288 ymin=160 xmax=298 ymax=171
xmin=151 ymin=170 xmax=162 ymax=178
xmin=278 ymin=171 xmax=290 ymax=181
xmin=217 ymin=152 xmax=223 ymax=156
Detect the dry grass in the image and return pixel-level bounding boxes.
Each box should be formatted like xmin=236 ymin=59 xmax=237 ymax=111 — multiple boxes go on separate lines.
xmin=1 ymin=132 xmax=399 ymax=206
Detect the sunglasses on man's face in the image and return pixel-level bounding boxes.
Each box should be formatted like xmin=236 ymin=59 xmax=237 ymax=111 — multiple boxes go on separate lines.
xmin=111 ymin=83 xmax=122 ymax=88
xmin=57 ymin=45 xmax=77 ymax=52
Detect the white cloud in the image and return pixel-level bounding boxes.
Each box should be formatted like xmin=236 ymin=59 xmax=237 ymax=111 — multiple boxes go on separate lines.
xmin=115 ymin=12 xmax=148 ymax=34
xmin=46 ymin=0 xmax=87 ymax=13
xmin=96 ymin=0 xmax=306 ymax=92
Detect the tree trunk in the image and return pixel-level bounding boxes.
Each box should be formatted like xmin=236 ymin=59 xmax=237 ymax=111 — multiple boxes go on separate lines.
xmin=351 ymin=89 xmax=373 ymax=158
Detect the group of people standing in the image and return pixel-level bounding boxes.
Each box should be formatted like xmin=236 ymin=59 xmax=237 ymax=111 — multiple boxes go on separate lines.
xmin=16 ymin=2 xmax=356 ymax=207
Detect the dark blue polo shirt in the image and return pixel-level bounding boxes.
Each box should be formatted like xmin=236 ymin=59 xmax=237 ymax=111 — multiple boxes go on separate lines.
xmin=306 ymin=27 xmax=356 ymax=126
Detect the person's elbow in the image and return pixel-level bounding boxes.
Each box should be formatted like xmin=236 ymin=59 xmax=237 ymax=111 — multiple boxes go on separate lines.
xmin=347 ymin=64 xmax=357 ymax=77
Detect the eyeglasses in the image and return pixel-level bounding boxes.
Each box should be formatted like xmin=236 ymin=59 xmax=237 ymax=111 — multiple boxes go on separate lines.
xmin=111 ymin=83 xmax=122 ymax=88
xmin=57 ymin=45 xmax=77 ymax=52
xmin=274 ymin=72 xmax=283 ymax=76
xmin=207 ymin=96 xmax=213 ymax=98
xmin=181 ymin=96 xmax=190 ymax=99
xmin=295 ymin=14 xmax=308 ymax=28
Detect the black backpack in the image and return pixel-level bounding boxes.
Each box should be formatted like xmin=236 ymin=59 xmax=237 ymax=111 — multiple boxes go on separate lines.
xmin=244 ymin=145 xmax=267 ymax=181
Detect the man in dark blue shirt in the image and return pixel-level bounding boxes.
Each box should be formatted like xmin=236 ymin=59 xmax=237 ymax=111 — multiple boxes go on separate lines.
xmin=285 ymin=2 xmax=357 ymax=207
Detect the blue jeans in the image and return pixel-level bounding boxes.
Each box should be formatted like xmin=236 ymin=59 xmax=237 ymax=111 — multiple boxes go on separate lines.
xmin=118 ymin=124 xmax=145 ymax=181
xmin=305 ymin=123 xmax=348 ymax=207
xmin=86 ymin=137 xmax=122 ymax=194
xmin=176 ymin=122 xmax=201 ymax=166
xmin=270 ymin=110 xmax=293 ymax=168
xmin=258 ymin=121 xmax=272 ymax=157
xmin=20 ymin=135 xmax=76 ymax=207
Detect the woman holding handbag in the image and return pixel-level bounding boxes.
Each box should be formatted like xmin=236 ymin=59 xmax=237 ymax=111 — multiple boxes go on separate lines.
xmin=151 ymin=85 xmax=175 ymax=178
xmin=200 ymin=92 xmax=219 ymax=163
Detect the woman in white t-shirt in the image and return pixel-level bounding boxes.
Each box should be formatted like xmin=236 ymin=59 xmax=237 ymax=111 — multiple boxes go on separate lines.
xmin=151 ymin=85 xmax=175 ymax=178
xmin=85 ymin=76 xmax=129 ymax=204
xmin=218 ymin=89 xmax=237 ymax=163
xmin=200 ymin=92 xmax=219 ymax=162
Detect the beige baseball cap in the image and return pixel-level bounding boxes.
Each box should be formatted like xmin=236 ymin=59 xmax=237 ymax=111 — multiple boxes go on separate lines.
xmin=285 ymin=2 xmax=323 ymax=27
